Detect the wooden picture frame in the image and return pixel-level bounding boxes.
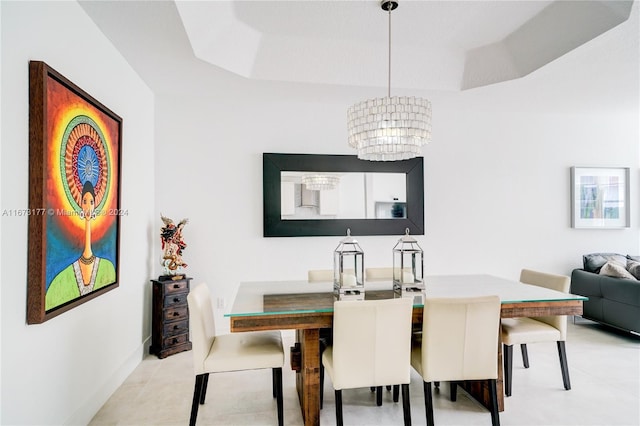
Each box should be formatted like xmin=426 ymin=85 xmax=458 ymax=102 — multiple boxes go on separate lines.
xmin=27 ymin=61 xmax=123 ymax=324
xmin=571 ymin=166 xmax=630 ymax=229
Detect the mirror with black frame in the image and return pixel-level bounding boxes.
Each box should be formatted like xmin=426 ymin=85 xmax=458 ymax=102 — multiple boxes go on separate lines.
xmin=263 ymin=153 xmax=424 ymax=237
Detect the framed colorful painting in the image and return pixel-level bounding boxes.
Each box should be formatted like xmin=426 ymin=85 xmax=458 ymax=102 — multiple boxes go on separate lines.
xmin=27 ymin=61 xmax=122 ymax=324
xmin=571 ymin=167 xmax=630 ymax=229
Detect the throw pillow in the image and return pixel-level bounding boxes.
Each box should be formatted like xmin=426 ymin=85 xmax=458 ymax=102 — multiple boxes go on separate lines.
xmin=583 ymin=253 xmax=627 ymax=273
xmin=599 ymin=261 xmax=636 ymax=280
xmin=626 ymin=260 xmax=640 ymax=280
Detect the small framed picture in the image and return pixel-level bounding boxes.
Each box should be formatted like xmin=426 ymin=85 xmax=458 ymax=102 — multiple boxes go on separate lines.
xmin=571 ymin=167 xmax=630 ymax=229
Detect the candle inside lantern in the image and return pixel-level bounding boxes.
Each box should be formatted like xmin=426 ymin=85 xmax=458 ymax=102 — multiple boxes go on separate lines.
xmin=342 ymin=273 xmax=357 ymax=287
xmin=402 ymin=271 xmax=415 ymax=284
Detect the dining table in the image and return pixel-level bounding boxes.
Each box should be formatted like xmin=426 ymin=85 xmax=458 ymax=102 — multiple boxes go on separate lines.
xmin=225 ymin=274 xmax=586 ymax=426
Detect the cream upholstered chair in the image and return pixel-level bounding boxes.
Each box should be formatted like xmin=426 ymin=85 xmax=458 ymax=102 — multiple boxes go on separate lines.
xmin=365 ymin=267 xmax=394 ymax=282
xmin=308 ymin=269 xmax=334 ymax=282
xmin=322 ymin=297 xmax=414 ymax=426
xmin=187 ymin=283 xmax=285 ymax=426
xmin=365 ymin=266 xmax=412 ymax=399
xmin=412 ymin=296 xmax=501 ymax=426
xmin=365 ymin=267 xmax=414 ymax=282
xmin=501 ymin=269 xmax=572 ymax=397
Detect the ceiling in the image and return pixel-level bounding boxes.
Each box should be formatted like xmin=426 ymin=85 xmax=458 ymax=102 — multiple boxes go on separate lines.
xmin=80 ymin=0 xmax=637 ymax=94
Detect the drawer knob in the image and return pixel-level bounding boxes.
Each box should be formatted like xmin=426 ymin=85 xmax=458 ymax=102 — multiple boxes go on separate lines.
xmin=173 ymin=312 xmax=180 ymax=317
xmin=173 ymin=297 xmax=180 ymax=303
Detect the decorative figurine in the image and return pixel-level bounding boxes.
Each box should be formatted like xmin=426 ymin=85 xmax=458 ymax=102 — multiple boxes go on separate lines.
xmin=160 ymin=214 xmax=188 ymax=279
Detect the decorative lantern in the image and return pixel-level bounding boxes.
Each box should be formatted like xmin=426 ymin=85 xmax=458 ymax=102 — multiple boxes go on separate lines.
xmin=333 ymin=229 xmax=364 ymax=296
xmin=393 ymin=228 xmax=424 ymax=292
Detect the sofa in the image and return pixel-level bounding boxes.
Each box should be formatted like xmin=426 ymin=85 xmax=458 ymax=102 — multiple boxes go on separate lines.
xmin=570 ymin=253 xmax=640 ymax=335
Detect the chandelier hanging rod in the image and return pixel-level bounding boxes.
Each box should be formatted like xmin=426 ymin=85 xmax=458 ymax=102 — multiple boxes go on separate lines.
xmin=382 ymin=1 xmax=398 ymax=98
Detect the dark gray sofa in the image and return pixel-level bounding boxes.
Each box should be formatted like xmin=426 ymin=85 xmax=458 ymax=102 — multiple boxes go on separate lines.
xmin=570 ymin=253 xmax=640 ymax=335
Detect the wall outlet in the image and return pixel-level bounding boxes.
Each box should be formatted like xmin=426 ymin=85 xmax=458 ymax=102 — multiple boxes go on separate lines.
xmin=216 ymin=297 xmax=225 ymax=309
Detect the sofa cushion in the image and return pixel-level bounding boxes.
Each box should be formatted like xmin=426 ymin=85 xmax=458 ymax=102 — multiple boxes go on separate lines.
xmin=626 ymin=260 xmax=640 ymax=280
xmin=599 ymin=261 xmax=636 ymax=280
xmin=583 ymin=253 xmax=627 ymax=273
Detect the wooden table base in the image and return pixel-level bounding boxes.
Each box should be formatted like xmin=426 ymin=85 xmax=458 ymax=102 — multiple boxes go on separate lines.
xmin=295 ymin=329 xmax=321 ymax=426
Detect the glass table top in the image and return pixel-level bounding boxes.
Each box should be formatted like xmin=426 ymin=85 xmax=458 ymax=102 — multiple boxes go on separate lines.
xmin=225 ymin=274 xmax=587 ymax=317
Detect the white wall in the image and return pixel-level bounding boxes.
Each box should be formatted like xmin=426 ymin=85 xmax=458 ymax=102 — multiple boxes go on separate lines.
xmin=154 ymin=4 xmax=638 ymax=333
xmin=1 ymin=2 xmax=155 ymax=424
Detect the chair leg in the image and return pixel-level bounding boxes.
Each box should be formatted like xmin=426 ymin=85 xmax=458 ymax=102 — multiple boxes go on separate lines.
xmin=450 ymin=381 xmax=457 ymax=402
xmin=503 ymin=344 xmax=513 ymax=397
xmin=393 ymin=385 xmax=400 ymax=402
xmin=320 ymin=363 xmax=325 ymax=409
xmin=488 ymin=379 xmax=501 ymax=426
xmin=402 ymin=383 xmax=412 ymax=426
xmin=335 ymin=389 xmax=344 ymax=426
xmin=376 ymin=386 xmax=383 ymax=406
xmin=190 ymin=374 xmax=207 ymax=426
xmin=520 ymin=344 xmax=530 ymax=368
xmin=557 ymin=341 xmax=572 ymax=390
xmin=273 ymin=368 xmax=283 ymax=426
xmin=199 ymin=373 xmax=209 ymax=404
xmin=423 ymin=381 xmax=434 ymax=426
xmin=272 ymin=368 xmax=277 ymax=398
xmin=320 ymin=340 xmax=326 ymax=409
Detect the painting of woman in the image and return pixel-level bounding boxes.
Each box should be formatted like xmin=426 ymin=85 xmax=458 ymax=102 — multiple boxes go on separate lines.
xmin=42 ymin=112 xmax=120 ymax=311
xmin=45 ymin=181 xmax=116 ymax=310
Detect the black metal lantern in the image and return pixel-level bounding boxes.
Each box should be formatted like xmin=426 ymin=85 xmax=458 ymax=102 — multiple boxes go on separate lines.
xmin=393 ymin=228 xmax=424 ymax=292
xmin=333 ymin=229 xmax=364 ymax=296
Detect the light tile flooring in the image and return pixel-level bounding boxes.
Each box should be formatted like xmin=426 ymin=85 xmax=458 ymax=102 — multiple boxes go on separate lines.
xmin=90 ymin=318 xmax=639 ymax=425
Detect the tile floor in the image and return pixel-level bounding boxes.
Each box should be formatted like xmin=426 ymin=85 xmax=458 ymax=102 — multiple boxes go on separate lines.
xmin=90 ymin=318 xmax=639 ymax=425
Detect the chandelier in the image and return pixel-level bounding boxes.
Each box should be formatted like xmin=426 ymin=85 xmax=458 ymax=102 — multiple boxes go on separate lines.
xmin=302 ymin=174 xmax=340 ymax=191
xmin=347 ymin=0 xmax=432 ymax=161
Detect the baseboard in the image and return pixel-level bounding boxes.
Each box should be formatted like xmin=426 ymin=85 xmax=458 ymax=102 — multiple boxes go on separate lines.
xmin=64 ymin=336 xmax=151 ymax=425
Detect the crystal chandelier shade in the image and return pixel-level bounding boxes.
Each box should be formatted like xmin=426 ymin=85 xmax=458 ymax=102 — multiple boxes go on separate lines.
xmin=347 ymin=1 xmax=432 ymax=161
xmin=302 ymin=174 xmax=340 ymax=191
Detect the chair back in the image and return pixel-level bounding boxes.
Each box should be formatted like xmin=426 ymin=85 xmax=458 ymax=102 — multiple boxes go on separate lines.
xmin=365 ymin=267 xmax=412 ymax=282
xmin=308 ymin=269 xmax=333 ymax=282
xmin=331 ymin=297 xmax=414 ymax=390
xmin=187 ymin=283 xmax=217 ymax=375
xmin=420 ymin=296 xmax=501 ymax=382
xmin=365 ymin=267 xmax=393 ymax=282
xmin=520 ymin=269 xmax=571 ymax=339
xmin=308 ymin=269 xmax=355 ymax=283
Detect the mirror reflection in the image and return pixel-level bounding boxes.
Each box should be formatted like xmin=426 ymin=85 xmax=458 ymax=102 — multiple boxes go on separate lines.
xmin=281 ymin=172 xmax=406 ymax=220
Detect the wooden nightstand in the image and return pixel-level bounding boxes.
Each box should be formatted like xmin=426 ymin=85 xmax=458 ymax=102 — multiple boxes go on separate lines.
xmin=150 ymin=276 xmax=192 ymax=358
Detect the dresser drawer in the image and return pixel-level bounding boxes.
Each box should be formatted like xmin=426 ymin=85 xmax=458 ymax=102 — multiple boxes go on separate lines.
xmin=164 ymin=306 xmax=188 ymax=322
xmin=163 ymin=280 xmax=189 ymax=295
xmin=164 ymin=293 xmax=187 ymax=307
xmin=163 ymin=332 xmax=189 ymax=348
xmin=163 ymin=319 xmax=189 ymax=336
